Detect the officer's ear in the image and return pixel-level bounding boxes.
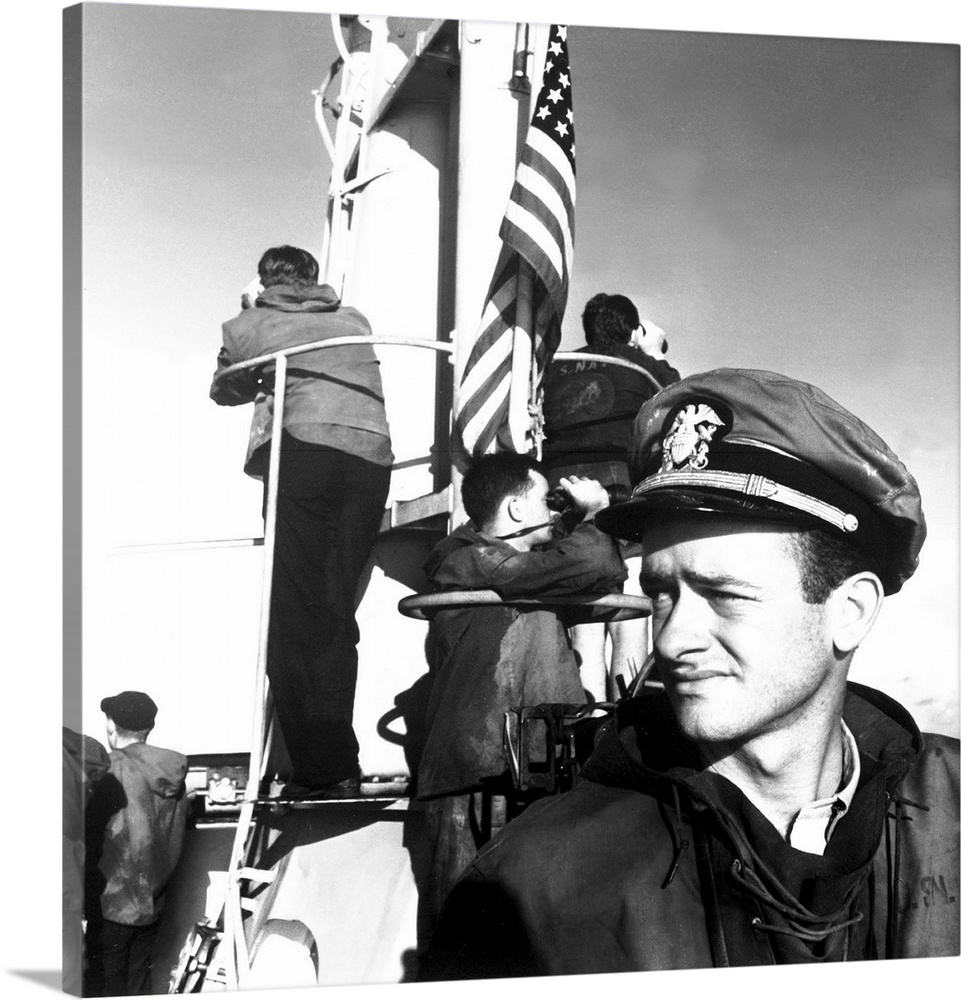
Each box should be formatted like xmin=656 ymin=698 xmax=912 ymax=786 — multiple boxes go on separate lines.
xmin=830 ymin=571 xmax=883 ymax=654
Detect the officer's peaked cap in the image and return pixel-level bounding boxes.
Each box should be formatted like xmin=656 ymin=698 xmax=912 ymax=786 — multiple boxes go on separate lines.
xmin=594 ymin=368 xmax=925 ymax=594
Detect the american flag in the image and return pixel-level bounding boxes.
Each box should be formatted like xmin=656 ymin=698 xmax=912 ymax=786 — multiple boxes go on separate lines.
xmin=455 ymin=23 xmax=576 ymax=460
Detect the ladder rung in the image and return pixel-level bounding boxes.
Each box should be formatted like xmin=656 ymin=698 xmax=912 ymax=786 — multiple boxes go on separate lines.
xmin=238 ymin=867 xmax=276 ymax=884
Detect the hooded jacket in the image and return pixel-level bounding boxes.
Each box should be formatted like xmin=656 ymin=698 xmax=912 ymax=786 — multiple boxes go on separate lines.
xmin=420 ymin=682 xmax=959 ymax=977
xmin=417 ymin=521 xmax=627 ymax=800
xmin=86 ymin=742 xmax=189 ymax=926
xmin=211 ymin=282 xmax=393 ymax=477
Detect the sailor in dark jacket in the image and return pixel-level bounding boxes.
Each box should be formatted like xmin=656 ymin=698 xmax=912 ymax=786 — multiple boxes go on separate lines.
xmin=419 ymin=368 xmax=959 ymax=978
xmin=416 ymin=452 xmax=627 ymax=945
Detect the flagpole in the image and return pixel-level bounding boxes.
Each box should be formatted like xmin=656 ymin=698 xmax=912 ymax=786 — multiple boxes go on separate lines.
xmin=451 ymin=21 xmax=529 ymax=519
xmin=452 ymin=21 xmax=529 ymax=410
xmin=508 ymin=25 xmax=537 ymax=457
xmin=509 ymin=256 xmax=535 ymax=453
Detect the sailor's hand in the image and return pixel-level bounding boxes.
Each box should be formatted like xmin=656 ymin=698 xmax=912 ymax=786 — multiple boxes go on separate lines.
xmin=240 ymin=276 xmax=264 ymax=311
xmin=634 ymin=320 xmax=668 ymax=357
xmin=557 ymin=476 xmax=610 ymax=519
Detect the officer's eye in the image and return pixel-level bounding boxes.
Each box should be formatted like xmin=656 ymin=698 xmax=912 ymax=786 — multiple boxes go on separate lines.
xmin=706 ymin=588 xmax=757 ymax=609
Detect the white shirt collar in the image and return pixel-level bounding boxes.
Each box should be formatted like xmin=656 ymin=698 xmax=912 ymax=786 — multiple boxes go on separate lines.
xmin=786 ymin=719 xmax=860 ymax=856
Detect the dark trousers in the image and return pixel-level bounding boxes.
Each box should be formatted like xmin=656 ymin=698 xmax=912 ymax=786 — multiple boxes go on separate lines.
xmin=85 ymin=918 xmax=158 ymax=996
xmin=263 ymin=434 xmax=390 ymax=788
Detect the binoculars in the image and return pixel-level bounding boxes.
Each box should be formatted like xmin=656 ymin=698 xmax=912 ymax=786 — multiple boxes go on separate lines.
xmin=545 ymin=483 xmax=632 ymax=515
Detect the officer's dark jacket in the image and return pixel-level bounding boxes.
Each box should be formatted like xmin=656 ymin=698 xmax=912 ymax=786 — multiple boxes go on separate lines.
xmin=419 ymin=683 xmax=960 ymax=977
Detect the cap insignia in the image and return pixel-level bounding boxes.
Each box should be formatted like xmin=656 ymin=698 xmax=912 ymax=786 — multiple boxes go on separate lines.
xmin=660 ymin=403 xmax=726 ymax=473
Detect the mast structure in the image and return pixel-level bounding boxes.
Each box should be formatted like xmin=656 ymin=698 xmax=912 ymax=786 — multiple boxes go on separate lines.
xmin=179 ymin=20 xmax=561 ymax=991
xmin=314 ymin=16 xmax=550 ymax=513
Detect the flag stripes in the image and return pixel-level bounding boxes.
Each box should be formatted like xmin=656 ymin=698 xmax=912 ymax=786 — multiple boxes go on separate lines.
xmin=455 ymin=24 xmax=576 ymax=462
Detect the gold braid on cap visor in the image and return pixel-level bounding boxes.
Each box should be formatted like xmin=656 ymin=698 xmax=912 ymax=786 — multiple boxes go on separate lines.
xmin=631 ymin=469 xmax=860 ymax=535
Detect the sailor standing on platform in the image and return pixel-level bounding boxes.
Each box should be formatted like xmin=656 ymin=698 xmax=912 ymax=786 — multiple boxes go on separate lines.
xmin=543 ymin=292 xmax=681 ymax=701
xmin=211 ymin=245 xmax=394 ymax=797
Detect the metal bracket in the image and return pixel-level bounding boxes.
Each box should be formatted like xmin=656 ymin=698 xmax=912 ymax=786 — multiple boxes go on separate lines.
xmin=505 ymin=703 xmax=609 ymax=794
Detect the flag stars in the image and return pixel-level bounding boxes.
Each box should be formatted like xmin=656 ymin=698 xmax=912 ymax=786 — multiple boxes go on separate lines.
xmin=528 ymin=24 xmax=574 ymax=156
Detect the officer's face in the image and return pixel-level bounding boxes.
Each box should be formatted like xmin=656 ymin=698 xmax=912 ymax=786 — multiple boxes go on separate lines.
xmin=640 ymin=513 xmax=839 ymax=750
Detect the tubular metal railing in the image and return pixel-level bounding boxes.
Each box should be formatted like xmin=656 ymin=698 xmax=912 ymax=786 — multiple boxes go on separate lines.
xmin=554 ymin=349 xmax=666 ymax=390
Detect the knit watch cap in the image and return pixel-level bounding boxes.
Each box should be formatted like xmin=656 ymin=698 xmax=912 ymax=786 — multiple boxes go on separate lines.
xmin=100 ymin=691 xmax=158 ymax=731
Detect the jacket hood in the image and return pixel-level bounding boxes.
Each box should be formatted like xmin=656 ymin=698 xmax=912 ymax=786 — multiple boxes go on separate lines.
xmin=422 ymin=523 xmax=487 ymax=583
xmin=255 ymin=282 xmax=341 ymax=313
xmin=63 ymin=727 xmax=111 ymax=786
xmin=113 ymin=742 xmax=188 ymax=799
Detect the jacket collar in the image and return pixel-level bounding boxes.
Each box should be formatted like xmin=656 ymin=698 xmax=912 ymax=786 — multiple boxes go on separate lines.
xmin=255 ymin=282 xmax=341 ymax=313
xmin=583 ymin=683 xmax=924 ymax=959
xmin=584 ymin=681 xmax=923 ymax=798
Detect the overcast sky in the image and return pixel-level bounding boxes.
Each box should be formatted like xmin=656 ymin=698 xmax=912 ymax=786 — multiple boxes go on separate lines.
xmin=76 ymin=3 xmax=958 ymax=538
xmin=3 ymin=3 xmax=959 ymax=994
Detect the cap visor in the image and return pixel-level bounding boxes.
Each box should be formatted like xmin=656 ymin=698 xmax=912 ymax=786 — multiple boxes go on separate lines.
xmin=594 ymin=487 xmax=817 ymax=542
